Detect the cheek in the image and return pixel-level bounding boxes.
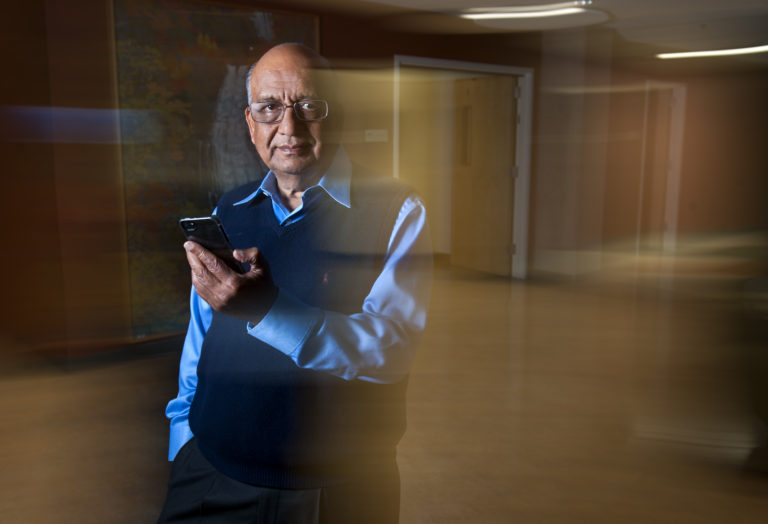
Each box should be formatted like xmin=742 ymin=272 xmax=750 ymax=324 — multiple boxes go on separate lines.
xmin=253 ymin=128 xmax=275 ymax=153
xmin=309 ymin=125 xmax=324 ymax=149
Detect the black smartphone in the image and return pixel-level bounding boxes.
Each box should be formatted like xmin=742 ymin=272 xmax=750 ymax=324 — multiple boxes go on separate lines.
xmin=178 ymin=216 xmax=245 ymax=273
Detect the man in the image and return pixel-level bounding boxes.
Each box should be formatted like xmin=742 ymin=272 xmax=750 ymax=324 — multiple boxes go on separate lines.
xmin=157 ymin=43 xmax=432 ymax=523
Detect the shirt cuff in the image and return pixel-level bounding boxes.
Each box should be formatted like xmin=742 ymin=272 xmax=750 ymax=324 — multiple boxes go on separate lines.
xmin=247 ymin=289 xmax=321 ymax=356
xmin=169 ymin=417 xmax=194 ymax=461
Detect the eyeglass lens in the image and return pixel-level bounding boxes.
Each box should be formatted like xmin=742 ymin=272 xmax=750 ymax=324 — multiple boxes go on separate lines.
xmin=250 ymin=100 xmax=328 ymax=123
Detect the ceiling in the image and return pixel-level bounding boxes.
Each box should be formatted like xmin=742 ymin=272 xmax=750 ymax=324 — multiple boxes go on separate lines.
xmin=276 ymin=0 xmax=768 ymax=54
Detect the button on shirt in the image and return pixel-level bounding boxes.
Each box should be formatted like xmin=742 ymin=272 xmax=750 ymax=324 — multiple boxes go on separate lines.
xmin=165 ymin=147 xmax=432 ymax=460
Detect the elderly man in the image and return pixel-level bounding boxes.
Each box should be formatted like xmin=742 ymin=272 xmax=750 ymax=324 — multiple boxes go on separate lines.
xmin=157 ymin=43 xmax=432 ymax=523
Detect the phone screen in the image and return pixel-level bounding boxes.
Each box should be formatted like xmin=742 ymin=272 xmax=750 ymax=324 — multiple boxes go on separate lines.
xmin=178 ymin=216 xmax=245 ymax=273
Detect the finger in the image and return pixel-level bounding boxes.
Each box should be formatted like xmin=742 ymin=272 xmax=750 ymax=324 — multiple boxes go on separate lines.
xmin=186 ymin=251 xmax=221 ymax=297
xmin=190 ymin=272 xmax=217 ymax=307
xmin=188 ymin=254 xmax=235 ymax=310
xmin=185 ymin=245 xmax=215 ymax=279
xmin=185 ymin=241 xmax=229 ymax=278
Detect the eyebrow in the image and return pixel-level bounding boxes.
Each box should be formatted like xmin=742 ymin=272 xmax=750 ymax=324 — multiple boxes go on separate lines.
xmin=253 ymin=92 xmax=319 ymax=102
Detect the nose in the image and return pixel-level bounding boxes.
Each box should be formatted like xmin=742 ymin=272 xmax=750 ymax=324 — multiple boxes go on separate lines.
xmin=277 ymin=105 xmax=299 ymax=135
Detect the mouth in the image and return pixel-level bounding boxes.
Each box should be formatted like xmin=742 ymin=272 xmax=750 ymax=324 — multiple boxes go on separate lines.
xmin=276 ymin=144 xmax=309 ymax=155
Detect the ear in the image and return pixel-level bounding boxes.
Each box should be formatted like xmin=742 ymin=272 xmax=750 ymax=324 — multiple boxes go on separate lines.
xmin=244 ymin=106 xmax=258 ymax=146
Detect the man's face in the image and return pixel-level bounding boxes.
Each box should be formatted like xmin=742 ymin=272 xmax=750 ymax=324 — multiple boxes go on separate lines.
xmin=245 ymin=57 xmax=333 ymax=182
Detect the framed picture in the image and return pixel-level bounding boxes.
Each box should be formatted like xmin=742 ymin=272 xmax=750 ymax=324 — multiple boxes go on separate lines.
xmin=113 ymin=0 xmax=319 ymax=337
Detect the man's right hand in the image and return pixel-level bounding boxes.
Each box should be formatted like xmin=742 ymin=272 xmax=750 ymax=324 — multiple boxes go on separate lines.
xmin=184 ymin=241 xmax=278 ymax=324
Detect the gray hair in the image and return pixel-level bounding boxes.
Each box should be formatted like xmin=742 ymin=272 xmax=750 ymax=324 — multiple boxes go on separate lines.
xmin=246 ymin=61 xmax=258 ymax=105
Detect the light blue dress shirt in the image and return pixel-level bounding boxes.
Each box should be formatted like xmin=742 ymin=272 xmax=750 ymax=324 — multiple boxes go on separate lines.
xmin=165 ymin=147 xmax=432 ymax=460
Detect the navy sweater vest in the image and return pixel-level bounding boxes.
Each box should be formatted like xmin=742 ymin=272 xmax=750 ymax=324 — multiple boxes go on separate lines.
xmin=188 ymin=168 xmax=413 ymax=488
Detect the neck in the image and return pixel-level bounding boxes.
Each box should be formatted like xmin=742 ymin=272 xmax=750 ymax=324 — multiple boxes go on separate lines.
xmin=272 ymin=145 xmax=338 ymax=211
xmin=274 ymin=171 xmax=322 ymax=211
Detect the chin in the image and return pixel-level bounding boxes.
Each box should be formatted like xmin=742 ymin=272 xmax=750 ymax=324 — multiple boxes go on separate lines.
xmin=272 ymin=162 xmax=319 ymax=178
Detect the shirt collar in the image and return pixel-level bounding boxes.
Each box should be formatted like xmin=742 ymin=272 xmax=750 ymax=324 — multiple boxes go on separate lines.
xmin=232 ymin=146 xmax=351 ymax=208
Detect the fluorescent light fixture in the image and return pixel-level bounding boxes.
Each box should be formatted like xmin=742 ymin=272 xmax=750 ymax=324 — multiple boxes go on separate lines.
xmin=459 ymin=1 xmax=593 ymax=20
xmin=461 ymin=8 xmax=584 ymax=20
xmin=657 ymin=44 xmax=768 ymax=59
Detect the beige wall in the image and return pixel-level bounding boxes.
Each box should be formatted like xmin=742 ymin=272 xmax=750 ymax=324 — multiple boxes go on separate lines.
xmin=334 ymin=66 xmax=394 ymax=177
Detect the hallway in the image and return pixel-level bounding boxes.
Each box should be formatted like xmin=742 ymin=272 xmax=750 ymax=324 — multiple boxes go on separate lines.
xmin=1 ymin=257 xmax=766 ymax=523
xmin=399 ymin=263 xmax=766 ymax=523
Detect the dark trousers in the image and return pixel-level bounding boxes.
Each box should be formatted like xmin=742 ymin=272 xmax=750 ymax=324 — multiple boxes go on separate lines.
xmin=157 ymin=439 xmax=400 ymax=523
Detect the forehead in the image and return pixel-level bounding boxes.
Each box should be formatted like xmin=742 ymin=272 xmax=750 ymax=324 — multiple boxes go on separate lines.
xmin=251 ymin=67 xmax=320 ymax=100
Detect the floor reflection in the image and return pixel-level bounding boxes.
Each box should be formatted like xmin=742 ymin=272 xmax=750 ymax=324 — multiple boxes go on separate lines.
xmin=1 ymin=234 xmax=767 ymax=523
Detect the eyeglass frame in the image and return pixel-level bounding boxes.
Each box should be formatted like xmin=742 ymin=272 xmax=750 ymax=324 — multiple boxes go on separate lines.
xmin=247 ymin=99 xmax=329 ymax=124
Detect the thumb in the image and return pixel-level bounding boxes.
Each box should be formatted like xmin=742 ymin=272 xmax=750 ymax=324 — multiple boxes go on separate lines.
xmin=234 ymin=247 xmax=269 ymax=277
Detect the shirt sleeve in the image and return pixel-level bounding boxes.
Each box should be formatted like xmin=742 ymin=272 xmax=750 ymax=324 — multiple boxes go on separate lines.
xmin=247 ymin=194 xmax=433 ymax=384
xmin=164 ymin=288 xmax=212 ymax=460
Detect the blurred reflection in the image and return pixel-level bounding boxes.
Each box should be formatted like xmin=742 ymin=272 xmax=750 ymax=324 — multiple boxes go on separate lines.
xmin=2 ymin=0 xmax=768 ymax=522
xmin=0 ymin=105 xmax=159 ymax=144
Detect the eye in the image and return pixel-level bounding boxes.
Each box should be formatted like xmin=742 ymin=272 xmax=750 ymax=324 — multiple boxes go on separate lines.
xmin=295 ymin=100 xmax=328 ymax=120
xmin=253 ymin=102 xmax=280 ymax=113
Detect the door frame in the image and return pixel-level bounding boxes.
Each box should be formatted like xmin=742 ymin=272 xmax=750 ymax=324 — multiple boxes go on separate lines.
xmin=641 ymin=81 xmax=686 ymax=254
xmin=393 ymin=55 xmax=534 ymax=279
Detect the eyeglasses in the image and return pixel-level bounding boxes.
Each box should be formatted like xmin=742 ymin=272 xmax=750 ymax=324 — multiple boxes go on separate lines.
xmin=248 ymin=100 xmax=329 ymax=124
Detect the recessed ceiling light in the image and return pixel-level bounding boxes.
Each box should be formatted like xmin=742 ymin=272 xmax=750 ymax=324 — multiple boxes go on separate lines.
xmin=459 ymin=1 xmax=594 ymax=20
xmin=656 ymin=44 xmax=768 ymax=59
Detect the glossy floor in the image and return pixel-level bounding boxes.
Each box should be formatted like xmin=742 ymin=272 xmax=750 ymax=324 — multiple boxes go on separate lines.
xmin=1 ymin=261 xmax=766 ymax=523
